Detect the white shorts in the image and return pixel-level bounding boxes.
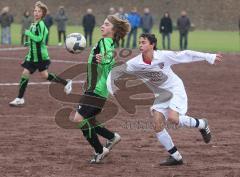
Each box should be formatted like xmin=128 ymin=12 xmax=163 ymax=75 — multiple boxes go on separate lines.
xmin=150 ymin=81 xmax=188 ymax=120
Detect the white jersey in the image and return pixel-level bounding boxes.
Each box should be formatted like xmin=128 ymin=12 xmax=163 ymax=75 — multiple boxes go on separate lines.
xmin=107 ymin=50 xmax=216 ymax=116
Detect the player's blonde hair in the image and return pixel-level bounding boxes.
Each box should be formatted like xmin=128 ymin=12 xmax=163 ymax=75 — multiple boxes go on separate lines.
xmin=35 ymin=1 xmax=48 ymax=18
xmin=107 ymin=15 xmax=130 ymax=44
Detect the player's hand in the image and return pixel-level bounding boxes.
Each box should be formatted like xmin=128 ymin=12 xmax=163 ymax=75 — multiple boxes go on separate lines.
xmin=24 ymin=30 xmax=31 ymax=36
xmin=96 ymin=54 xmax=102 ymax=63
xmin=24 ymin=42 xmax=29 ymax=47
xmin=214 ymin=53 xmax=223 ymax=64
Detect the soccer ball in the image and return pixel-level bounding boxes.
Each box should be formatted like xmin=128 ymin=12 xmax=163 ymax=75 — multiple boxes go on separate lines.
xmin=65 ymin=33 xmax=86 ymax=54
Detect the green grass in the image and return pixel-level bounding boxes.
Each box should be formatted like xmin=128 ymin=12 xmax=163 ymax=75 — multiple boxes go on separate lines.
xmin=4 ymin=23 xmax=240 ymax=52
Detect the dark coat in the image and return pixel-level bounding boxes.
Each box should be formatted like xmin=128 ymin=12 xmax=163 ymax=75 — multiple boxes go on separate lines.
xmin=177 ymin=16 xmax=191 ymax=34
xmin=44 ymin=14 xmax=53 ymax=29
xmin=159 ymin=16 xmax=172 ymax=34
xmin=141 ymin=13 xmax=153 ymax=31
xmin=82 ymin=14 xmax=95 ymax=32
xmin=55 ymin=8 xmax=68 ymax=31
xmin=0 ymin=12 xmax=13 ymax=28
xmin=21 ymin=15 xmax=32 ymax=34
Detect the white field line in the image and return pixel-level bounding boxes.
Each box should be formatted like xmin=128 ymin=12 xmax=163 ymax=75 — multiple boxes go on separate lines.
xmin=0 ymin=80 xmax=84 ymax=86
xmin=0 ymin=56 xmax=86 ymax=64
xmin=0 ymin=56 xmax=127 ymax=63
xmin=0 ymin=46 xmax=86 ymax=64
xmin=0 ymin=47 xmax=27 ymax=51
xmin=0 ymin=114 xmax=54 ymax=119
xmin=0 ymin=46 xmax=240 ymax=55
xmin=0 ymin=46 xmax=62 ymax=51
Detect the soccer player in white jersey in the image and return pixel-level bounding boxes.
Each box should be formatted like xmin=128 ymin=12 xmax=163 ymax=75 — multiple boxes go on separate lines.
xmin=106 ymin=33 xmax=223 ymax=166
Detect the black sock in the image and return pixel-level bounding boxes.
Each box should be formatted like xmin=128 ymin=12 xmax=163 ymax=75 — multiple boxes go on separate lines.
xmin=18 ymin=76 xmax=29 ymax=98
xmin=81 ymin=125 xmax=103 ymax=154
xmin=194 ymin=118 xmax=200 ymax=128
xmin=89 ymin=117 xmax=115 ymax=140
xmin=95 ymin=126 xmax=115 ymax=140
xmin=47 ymin=73 xmax=68 ymax=85
xmin=168 ymin=146 xmax=178 ymax=154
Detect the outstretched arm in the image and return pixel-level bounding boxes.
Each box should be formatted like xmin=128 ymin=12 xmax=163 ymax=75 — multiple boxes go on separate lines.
xmin=162 ymin=50 xmax=223 ymax=65
xmin=25 ymin=21 xmax=45 ymax=42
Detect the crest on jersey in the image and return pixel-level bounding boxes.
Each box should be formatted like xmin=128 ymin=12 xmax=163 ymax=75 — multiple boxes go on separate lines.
xmin=159 ymin=62 xmax=164 ymax=69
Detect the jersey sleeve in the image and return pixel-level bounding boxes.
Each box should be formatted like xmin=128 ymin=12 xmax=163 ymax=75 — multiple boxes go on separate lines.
xmin=106 ymin=57 xmax=139 ymax=95
xmin=99 ymin=38 xmax=114 ymax=64
xmin=161 ymin=50 xmax=216 ymax=65
xmin=25 ymin=21 xmax=46 ymax=42
xmin=107 ymin=63 xmax=130 ymax=95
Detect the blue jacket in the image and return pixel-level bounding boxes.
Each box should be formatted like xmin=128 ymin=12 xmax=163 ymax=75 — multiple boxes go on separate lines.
xmin=127 ymin=12 xmax=141 ymax=28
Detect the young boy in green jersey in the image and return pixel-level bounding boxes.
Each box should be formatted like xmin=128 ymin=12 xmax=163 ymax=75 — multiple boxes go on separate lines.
xmin=70 ymin=15 xmax=130 ymax=164
xmin=9 ymin=1 xmax=72 ymax=106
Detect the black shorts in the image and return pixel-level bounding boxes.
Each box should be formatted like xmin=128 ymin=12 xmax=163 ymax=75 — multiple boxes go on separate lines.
xmin=77 ymin=92 xmax=106 ymax=119
xmin=21 ymin=60 xmax=51 ymax=74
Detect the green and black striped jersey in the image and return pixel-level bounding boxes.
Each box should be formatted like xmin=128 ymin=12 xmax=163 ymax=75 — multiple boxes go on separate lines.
xmin=25 ymin=20 xmax=49 ymax=62
xmin=86 ymin=38 xmax=115 ymax=98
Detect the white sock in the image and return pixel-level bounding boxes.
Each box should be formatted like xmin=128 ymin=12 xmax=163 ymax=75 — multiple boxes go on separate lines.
xmin=156 ymin=129 xmax=174 ymax=150
xmin=179 ymin=115 xmax=205 ymax=129
xmin=171 ymin=150 xmax=182 ymax=161
xmin=156 ymin=129 xmax=182 ymax=161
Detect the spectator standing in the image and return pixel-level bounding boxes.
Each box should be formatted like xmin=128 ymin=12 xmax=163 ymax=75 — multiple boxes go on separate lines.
xmin=160 ymin=12 xmax=172 ymax=49
xmin=55 ymin=6 xmax=68 ymax=46
xmin=21 ymin=10 xmax=32 ymax=45
xmin=238 ymin=16 xmax=240 ymax=35
xmin=141 ymin=8 xmax=153 ymax=33
xmin=82 ymin=8 xmax=95 ymax=47
xmin=126 ymin=7 xmax=141 ymax=48
xmin=108 ymin=7 xmax=116 ymax=15
xmin=44 ymin=11 xmax=53 ymax=45
xmin=177 ymin=11 xmax=191 ymax=50
xmin=0 ymin=6 xmax=14 ymax=45
xmin=116 ymin=7 xmax=127 ymax=20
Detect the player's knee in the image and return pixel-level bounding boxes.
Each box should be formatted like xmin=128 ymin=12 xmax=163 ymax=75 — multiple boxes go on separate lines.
xmin=22 ymin=69 xmax=30 ymax=77
xmin=167 ymin=115 xmax=179 ymax=125
xmin=71 ymin=113 xmax=83 ymax=123
xmin=153 ymin=119 xmax=164 ymax=132
xmin=154 ymin=123 xmax=164 ymax=132
xmin=40 ymin=72 xmax=48 ymax=79
xmin=153 ymin=111 xmax=165 ymax=132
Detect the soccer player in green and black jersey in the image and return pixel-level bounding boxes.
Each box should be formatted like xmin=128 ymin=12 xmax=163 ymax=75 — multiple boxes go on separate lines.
xmin=9 ymin=1 xmax=72 ymax=106
xmin=71 ymin=15 xmax=130 ymax=163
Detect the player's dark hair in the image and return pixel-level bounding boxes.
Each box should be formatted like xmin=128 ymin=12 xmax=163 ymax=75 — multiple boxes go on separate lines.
xmin=140 ymin=33 xmax=157 ymax=50
xmin=107 ymin=15 xmax=130 ymax=45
